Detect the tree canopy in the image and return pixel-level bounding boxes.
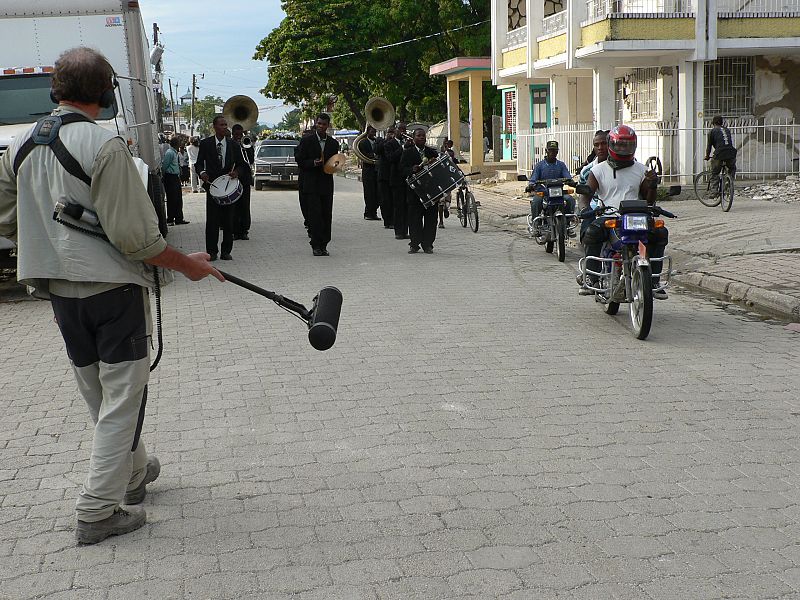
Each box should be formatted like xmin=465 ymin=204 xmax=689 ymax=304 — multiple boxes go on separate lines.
xmin=180 ymin=95 xmax=224 ymax=136
xmin=253 ymin=0 xmax=493 ymax=130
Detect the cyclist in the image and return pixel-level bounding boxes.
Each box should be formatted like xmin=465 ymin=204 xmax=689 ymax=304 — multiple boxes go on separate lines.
xmin=704 ymin=115 xmax=737 ymax=198
xmin=578 ymin=125 xmax=668 ymax=299
xmin=526 ymin=140 xmax=575 ymax=234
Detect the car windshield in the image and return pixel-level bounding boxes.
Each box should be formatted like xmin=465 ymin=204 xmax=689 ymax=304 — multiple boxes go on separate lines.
xmin=257 ymin=145 xmax=295 ymax=159
xmin=0 ymin=74 xmax=115 ymax=125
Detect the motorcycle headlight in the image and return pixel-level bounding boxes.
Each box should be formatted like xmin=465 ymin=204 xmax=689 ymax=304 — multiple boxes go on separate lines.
xmin=623 ymin=215 xmax=649 ymax=230
xmin=548 ymin=187 xmax=563 ymax=197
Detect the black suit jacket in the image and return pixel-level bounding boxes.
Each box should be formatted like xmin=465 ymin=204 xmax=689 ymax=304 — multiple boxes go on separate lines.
xmin=358 ymin=137 xmax=376 ymax=171
xmin=400 ymin=144 xmax=439 ymax=181
xmin=295 ymin=132 xmax=340 ymax=196
xmin=384 ymin=137 xmax=405 ymax=187
xmin=195 ymin=135 xmax=247 ymax=187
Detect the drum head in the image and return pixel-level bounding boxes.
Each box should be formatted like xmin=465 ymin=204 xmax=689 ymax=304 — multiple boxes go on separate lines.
xmin=210 ymin=175 xmax=243 ymax=205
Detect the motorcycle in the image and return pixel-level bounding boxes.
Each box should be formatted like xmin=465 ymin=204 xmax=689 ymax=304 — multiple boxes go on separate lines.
xmin=525 ymin=178 xmax=577 ymax=263
xmin=575 ymin=192 xmax=677 ymax=340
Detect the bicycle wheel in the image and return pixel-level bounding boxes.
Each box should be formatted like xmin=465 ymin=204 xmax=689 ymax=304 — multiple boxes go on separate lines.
xmin=457 ymin=190 xmax=468 ymax=227
xmin=720 ymin=172 xmax=734 ymax=212
xmin=467 ymin=191 xmax=479 ymax=233
xmin=693 ymin=171 xmax=721 ymax=207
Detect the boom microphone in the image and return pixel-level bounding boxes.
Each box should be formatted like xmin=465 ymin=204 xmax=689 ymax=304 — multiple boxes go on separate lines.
xmin=308 ymin=287 xmax=343 ymax=351
xmin=218 ymin=270 xmax=342 ymax=351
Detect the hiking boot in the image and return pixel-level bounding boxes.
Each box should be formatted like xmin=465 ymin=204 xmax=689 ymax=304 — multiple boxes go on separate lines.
xmin=124 ymin=456 xmax=160 ymax=505
xmin=76 ymin=506 xmax=146 ymax=545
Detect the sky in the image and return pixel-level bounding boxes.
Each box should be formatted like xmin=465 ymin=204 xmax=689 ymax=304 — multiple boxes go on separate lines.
xmin=138 ymin=0 xmax=292 ymax=126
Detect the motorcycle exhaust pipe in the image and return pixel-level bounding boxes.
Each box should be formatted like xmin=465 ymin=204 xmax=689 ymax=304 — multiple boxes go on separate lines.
xmin=218 ymin=270 xmax=342 ymax=351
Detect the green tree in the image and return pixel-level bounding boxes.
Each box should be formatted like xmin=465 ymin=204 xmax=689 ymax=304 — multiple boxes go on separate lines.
xmin=180 ymin=95 xmax=224 ymax=136
xmin=253 ymin=0 xmax=493 ymax=128
xmin=276 ymin=107 xmax=302 ymax=131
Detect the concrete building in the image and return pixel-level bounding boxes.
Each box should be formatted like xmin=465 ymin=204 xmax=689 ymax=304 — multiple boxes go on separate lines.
xmin=491 ymin=0 xmax=800 ymax=181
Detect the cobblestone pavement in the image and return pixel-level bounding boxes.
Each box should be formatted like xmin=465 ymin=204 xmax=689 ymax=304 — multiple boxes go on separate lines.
xmin=472 ymin=180 xmax=800 ymax=321
xmin=2 ymin=178 xmax=800 ymax=599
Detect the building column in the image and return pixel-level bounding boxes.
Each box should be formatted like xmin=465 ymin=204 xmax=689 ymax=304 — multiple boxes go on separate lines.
xmin=468 ymin=74 xmax=484 ymax=169
xmin=516 ymin=83 xmax=533 ymax=172
xmin=678 ymin=60 xmax=705 ymax=183
xmin=550 ymin=75 xmax=571 ymax=126
xmin=447 ymin=77 xmax=461 ymax=151
xmin=592 ymin=64 xmax=616 ymax=129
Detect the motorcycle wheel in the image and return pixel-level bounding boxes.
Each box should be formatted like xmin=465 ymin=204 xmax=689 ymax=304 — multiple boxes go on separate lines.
xmin=630 ymin=263 xmax=653 ymax=340
xmin=556 ymin=215 xmax=566 ymax=262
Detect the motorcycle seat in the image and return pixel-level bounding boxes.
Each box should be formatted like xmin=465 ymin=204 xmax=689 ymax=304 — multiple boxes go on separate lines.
xmin=618 ymin=200 xmax=649 ymax=214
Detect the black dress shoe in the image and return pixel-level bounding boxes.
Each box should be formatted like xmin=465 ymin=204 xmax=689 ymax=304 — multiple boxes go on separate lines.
xmin=209 ymin=253 xmax=218 ymax=262
xmin=364 ymin=215 xmax=381 ymax=220
xmin=166 ymin=220 xmax=175 ymax=226
xmin=220 ymin=253 xmax=232 ymax=260
xmin=321 ymin=248 xmax=330 ymax=256
xmin=174 ymin=220 xmax=190 ymax=225
xmin=423 ymin=247 xmax=434 ymax=254
xmin=408 ymin=246 xmax=420 ymax=254
xmin=312 ymin=248 xmax=324 ymax=256
xmin=239 ymin=233 xmax=249 ymax=240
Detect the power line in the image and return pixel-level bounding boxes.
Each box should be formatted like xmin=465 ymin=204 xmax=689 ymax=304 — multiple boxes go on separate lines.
xmin=265 ymin=19 xmax=490 ymax=69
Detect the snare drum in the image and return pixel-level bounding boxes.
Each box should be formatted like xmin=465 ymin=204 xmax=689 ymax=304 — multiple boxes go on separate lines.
xmin=406 ymin=154 xmax=465 ymax=208
xmin=209 ymin=175 xmax=243 ymax=206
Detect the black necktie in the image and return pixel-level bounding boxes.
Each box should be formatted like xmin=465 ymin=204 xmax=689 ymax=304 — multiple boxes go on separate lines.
xmin=217 ymin=142 xmax=223 ymax=166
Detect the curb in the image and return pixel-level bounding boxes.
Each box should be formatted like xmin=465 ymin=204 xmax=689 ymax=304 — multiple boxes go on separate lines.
xmin=472 ymin=185 xmax=800 ymax=323
xmin=674 ymin=272 xmax=800 ymax=322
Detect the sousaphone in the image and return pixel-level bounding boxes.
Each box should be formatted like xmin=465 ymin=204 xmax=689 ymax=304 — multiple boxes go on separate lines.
xmin=352 ymin=97 xmax=395 ymax=165
xmin=223 ymin=95 xmax=258 ymax=131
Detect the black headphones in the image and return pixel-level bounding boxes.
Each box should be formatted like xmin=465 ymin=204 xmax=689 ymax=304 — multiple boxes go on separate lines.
xmin=49 ymin=77 xmax=118 ymax=108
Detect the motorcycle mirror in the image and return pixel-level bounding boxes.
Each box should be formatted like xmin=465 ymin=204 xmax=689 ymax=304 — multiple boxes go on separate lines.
xmin=575 ymin=184 xmax=593 ymax=196
xmin=668 ymin=185 xmax=682 ymax=196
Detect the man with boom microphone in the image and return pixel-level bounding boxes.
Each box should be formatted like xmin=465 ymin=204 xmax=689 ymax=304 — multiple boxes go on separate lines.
xmin=0 ymin=47 xmax=223 ymax=544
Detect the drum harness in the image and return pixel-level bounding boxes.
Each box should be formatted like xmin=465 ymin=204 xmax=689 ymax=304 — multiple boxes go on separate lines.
xmin=13 ymin=113 xmax=165 ymax=372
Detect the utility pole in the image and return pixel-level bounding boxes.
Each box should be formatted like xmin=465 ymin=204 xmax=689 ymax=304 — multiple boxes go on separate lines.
xmin=190 ymin=74 xmax=196 ymax=136
xmin=168 ymin=78 xmax=177 ymax=133
xmin=153 ymin=23 xmax=163 ymax=132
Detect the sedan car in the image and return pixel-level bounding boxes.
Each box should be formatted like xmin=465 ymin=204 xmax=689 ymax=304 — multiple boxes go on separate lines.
xmin=254 ymin=139 xmax=300 ymax=190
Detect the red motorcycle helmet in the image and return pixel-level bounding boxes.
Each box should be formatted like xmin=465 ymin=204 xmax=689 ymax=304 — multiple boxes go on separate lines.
xmin=608 ymin=125 xmax=637 ymax=161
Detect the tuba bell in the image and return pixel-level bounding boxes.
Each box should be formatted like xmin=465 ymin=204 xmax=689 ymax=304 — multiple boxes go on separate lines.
xmin=223 ymin=95 xmax=258 ymax=131
xmin=353 ymin=97 xmax=396 ymax=165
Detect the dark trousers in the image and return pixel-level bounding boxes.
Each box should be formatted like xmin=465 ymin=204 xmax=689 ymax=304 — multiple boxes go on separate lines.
xmin=392 ymin=186 xmax=407 ymax=237
xmin=205 ymin=194 xmax=234 ymax=256
xmin=362 ymin=167 xmax=379 ymax=217
xmin=379 ymin=179 xmax=393 ymax=227
xmin=407 ymin=195 xmax=438 ymax=250
xmin=307 ymin=193 xmax=333 ymax=249
xmin=233 ymin=184 xmax=251 ymax=236
xmin=163 ymin=173 xmax=184 ymax=223
xmin=298 ymin=191 xmax=309 ymax=227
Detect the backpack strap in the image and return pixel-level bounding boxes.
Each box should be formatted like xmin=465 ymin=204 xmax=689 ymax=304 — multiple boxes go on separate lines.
xmin=12 ymin=113 xmax=94 ymax=186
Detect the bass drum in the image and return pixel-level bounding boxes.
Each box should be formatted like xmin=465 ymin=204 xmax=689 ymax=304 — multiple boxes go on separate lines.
xmin=406 ymin=154 xmax=465 ymax=208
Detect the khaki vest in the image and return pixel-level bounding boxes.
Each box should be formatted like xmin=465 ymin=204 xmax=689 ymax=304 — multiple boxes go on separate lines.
xmin=8 ymin=113 xmax=164 ymax=295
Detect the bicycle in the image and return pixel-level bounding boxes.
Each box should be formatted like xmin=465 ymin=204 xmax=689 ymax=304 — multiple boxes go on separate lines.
xmin=455 ymin=178 xmax=480 ymax=233
xmin=693 ymin=161 xmax=734 ymax=212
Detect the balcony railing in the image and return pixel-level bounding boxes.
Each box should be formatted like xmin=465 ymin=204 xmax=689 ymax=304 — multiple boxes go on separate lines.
xmin=541 ymin=10 xmax=568 ymax=36
xmin=586 ymin=0 xmax=695 ymax=19
xmin=505 ymin=26 xmax=527 ymax=48
xmin=718 ymin=0 xmax=800 ymax=14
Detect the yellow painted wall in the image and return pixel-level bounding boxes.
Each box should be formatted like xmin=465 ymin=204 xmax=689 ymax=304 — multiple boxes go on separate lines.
xmin=719 ymin=18 xmax=800 ymax=38
xmin=501 ymin=46 xmax=527 ymax=69
xmin=538 ymin=34 xmax=567 ymax=59
xmin=613 ymin=19 xmax=694 ymax=39
xmin=581 ymin=20 xmax=611 ymax=46
xmin=580 ymin=17 xmax=692 ymax=46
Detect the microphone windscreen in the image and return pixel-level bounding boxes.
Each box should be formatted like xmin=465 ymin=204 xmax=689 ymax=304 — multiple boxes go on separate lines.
xmin=308 ymin=286 xmax=342 ymax=351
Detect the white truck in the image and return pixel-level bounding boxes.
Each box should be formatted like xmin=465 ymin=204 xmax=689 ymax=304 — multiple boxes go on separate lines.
xmin=0 ymin=0 xmax=165 ymax=268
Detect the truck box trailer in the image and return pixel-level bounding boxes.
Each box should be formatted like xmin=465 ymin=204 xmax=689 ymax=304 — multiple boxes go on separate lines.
xmin=0 ymin=0 xmax=166 ymax=267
